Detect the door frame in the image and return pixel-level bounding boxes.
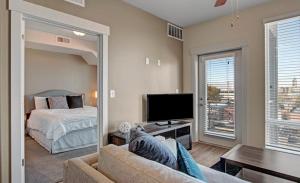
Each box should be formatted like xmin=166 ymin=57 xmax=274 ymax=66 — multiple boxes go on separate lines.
xmin=9 ymin=1 xmax=110 ymax=183
xmin=190 ymin=42 xmax=248 ymax=147
xmin=198 ymin=50 xmax=241 ymax=140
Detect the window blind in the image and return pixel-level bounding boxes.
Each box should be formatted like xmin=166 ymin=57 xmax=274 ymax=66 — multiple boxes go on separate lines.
xmin=266 ymin=16 xmax=300 ymax=153
xmin=205 ymin=56 xmax=235 ymax=137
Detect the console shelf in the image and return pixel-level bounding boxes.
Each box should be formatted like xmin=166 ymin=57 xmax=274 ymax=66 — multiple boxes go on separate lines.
xmin=108 ymin=121 xmax=192 ymax=150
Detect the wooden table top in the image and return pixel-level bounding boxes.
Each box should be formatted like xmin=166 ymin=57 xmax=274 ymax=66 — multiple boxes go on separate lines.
xmin=221 ymin=144 xmax=300 ymax=182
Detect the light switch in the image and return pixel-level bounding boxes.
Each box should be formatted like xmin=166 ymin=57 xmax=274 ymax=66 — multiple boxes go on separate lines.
xmin=175 ymin=89 xmax=179 ymax=93
xmin=157 ymin=59 xmax=161 ymax=66
xmin=146 ymin=57 xmax=150 ymax=65
xmin=110 ymin=90 xmax=116 ymax=98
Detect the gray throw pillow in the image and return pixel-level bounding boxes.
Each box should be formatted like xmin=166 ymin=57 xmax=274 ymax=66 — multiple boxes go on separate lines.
xmin=129 ymin=128 xmax=177 ymax=170
xmin=66 ymin=95 xmax=83 ymax=109
xmin=47 ymin=96 xmax=69 ymax=109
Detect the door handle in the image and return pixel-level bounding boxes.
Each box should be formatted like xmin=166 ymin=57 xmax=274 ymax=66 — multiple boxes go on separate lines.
xmin=199 ymin=97 xmax=206 ymax=107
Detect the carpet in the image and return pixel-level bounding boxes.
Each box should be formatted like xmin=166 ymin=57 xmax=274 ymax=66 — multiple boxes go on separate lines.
xmin=210 ymin=161 xmax=241 ymax=176
xmin=25 ymin=137 xmax=97 ymax=183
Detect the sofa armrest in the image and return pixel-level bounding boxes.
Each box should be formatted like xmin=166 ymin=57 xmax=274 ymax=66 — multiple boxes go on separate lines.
xmin=64 ymin=158 xmax=113 ymax=183
xmin=79 ymin=152 xmax=99 ymax=165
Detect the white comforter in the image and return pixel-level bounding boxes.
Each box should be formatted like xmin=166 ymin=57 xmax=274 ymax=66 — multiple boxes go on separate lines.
xmin=27 ymin=106 xmax=97 ymax=141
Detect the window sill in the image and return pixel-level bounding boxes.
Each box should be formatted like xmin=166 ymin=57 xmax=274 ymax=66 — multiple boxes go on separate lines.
xmin=266 ymin=145 xmax=300 ymax=155
xmin=204 ymin=131 xmax=236 ymax=140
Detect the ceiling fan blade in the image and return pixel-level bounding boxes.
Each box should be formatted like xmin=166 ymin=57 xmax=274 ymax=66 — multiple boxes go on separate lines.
xmin=214 ymin=0 xmax=227 ymax=7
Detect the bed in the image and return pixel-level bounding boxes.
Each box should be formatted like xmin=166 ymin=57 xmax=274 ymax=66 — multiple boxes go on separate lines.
xmin=25 ymin=90 xmax=98 ymax=154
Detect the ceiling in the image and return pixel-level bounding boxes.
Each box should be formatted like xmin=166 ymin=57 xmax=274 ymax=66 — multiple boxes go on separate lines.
xmin=25 ymin=20 xmax=98 ymax=65
xmin=123 ymin=0 xmax=273 ymax=27
xmin=25 ymin=19 xmax=98 ymax=41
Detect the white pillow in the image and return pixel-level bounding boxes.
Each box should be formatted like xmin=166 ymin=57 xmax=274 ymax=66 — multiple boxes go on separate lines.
xmin=155 ymin=135 xmax=166 ymax=142
xmin=34 ymin=96 xmax=48 ymax=109
xmin=162 ymin=138 xmax=177 ymax=158
xmin=154 ymin=136 xmax=177 ymax=158
xmin=153 ymin=136 xmax=177 ymax=158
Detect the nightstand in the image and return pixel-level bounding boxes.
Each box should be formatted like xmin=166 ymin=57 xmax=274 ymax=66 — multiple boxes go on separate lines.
xmin=108 ymin=131 xmax=130 ymax=146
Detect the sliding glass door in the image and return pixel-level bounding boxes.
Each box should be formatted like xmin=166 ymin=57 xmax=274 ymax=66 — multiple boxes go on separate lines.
xmin=198 ymin=50 xmax=241 ymax=139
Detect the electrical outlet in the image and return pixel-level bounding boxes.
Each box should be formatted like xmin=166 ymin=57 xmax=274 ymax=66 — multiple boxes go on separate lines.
xmin=110 ymin=90 xmax=116 ymax=98
xmin=145 ymin=57 xmax=150 ymax=65
xmin=175 ymin=89 xmax=179 ymax=93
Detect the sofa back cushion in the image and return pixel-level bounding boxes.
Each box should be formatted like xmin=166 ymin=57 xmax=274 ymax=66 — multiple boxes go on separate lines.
xmin=98 ymin=145 xmax=204 ymax=183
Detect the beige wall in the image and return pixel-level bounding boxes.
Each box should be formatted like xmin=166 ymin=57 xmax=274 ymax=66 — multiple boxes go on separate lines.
xmin=0 ymin=0 xmax=10 ymax=182
xmin=25 ymin=0 xmax=183 ymax=131
xmin=25 ymin=49 xmax=97 ymax=106
xmin=183 ymin=0 xmax=300 ymax=148
xmin=1 ymin=0 xmax=182 ymax=180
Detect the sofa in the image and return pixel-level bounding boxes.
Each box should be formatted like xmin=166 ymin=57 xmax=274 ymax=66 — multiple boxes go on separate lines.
xmin=64 ymin=144 xmax=248 ymax=183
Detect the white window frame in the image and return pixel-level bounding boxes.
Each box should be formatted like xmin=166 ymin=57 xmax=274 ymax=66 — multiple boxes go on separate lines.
xmin=264 ymin=15 xmax=300 ymax=155
xmin=190 ymin=40 xmax=249 ymax=147
xmin=191 ymin=42 xmax=248 ymax=147
xmin=199 ymin=51 xmax=239 ymax=140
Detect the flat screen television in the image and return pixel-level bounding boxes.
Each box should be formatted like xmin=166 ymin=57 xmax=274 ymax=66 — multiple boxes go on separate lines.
xmin=146 ymin=94 xmax=193 ymax=124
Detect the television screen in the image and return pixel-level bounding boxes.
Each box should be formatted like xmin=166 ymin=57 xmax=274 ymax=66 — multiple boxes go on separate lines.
xmin=146 ymin=94 xmax=193 ymax=122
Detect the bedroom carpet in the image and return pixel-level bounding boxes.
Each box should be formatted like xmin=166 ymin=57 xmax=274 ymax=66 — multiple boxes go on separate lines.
xmin=25 ymin=136 xmax=97 ymax=183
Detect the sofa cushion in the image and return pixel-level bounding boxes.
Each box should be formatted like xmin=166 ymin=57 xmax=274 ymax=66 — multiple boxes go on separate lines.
xmin=198 ymin=164 xmax=249 ymax=183
xmin=177 ymin=142 xmax=207 ymax=182
xmin=129 ymin=129 xmax=177 ymax=169
xmin=64 ymin=157 xmax=113 ymax=183
xmin=98 ymin=144 xmax=205 ymax=183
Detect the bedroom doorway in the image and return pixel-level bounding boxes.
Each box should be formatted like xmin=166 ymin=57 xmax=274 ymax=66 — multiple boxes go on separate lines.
xmin=10 ymin=1 xmax=110 ymax=183
xmin=24 ymin=19 xmax=100 ymax=183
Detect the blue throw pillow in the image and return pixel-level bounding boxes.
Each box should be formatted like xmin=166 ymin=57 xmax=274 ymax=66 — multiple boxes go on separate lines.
xmin=177 ymin=142 xmax=207 ymax=182
xmin=129 ymin=128 xmax=177 ymax=169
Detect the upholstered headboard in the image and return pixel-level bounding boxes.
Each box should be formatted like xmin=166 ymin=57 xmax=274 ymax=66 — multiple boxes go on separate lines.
xmin=25 ymin=89 xmax=82 ymax=114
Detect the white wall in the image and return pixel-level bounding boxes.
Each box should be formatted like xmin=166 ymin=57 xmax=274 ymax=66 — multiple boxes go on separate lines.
xmin=25 ymin=48 xmax=97 ymax=106
xmin=183 ymin=0 xmax=300 ymax=148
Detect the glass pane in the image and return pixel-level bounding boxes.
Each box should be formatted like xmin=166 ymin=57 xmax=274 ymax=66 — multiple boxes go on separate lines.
xmin=266 ymin=121 xmax=300 ymax=152
xmin=206 ymin=57 xmax=235 ymax=136
xmin=277 ymin=19 xmax=300 ymax=121
xmin=266 ymin=17 xmax=300 ymax=153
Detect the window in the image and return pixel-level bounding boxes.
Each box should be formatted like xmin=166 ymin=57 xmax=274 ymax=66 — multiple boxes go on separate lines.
xmin=265 ymin=16 xmax=300 ymax=153
xmin=199 ymin=51 xmax=241 ymax=139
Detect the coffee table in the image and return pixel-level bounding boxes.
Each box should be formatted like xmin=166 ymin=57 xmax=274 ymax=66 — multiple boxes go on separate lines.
xmin=220 ymin=144 xmax=300 ymax=182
